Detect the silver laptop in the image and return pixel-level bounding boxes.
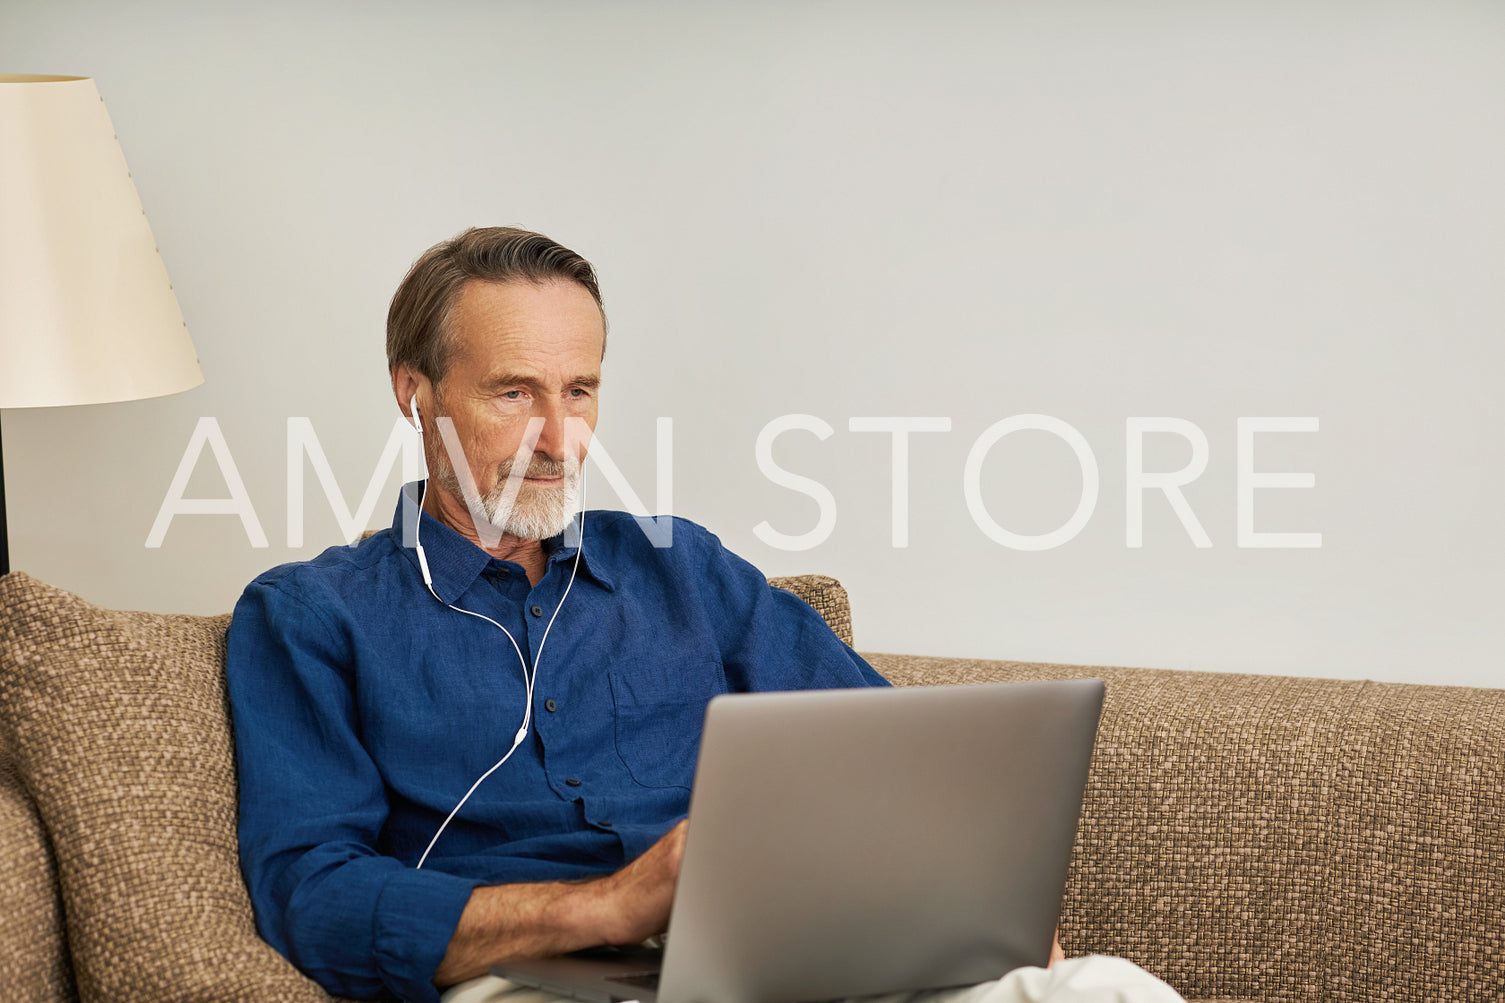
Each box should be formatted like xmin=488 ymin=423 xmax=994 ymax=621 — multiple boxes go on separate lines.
xmin=495 ymin=678 xmax=1105 ymax=1003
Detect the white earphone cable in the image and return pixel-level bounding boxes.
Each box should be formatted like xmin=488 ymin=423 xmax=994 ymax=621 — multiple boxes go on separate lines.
xmin=407 ymin=397 xmax=587 ymax=870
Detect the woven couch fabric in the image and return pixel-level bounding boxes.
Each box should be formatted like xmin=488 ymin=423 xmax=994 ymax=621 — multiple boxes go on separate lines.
xmin=867 ymin=652 xmax=1505 ymax=1003
xmin=5 ymin=566 xmax=1499 ymax=1003
xmin=0 ymin=573 xmax=335 ymax=1003
xmin=768 ymin=574 xmax=855 ymax=647
xmin=0 ymin=758 xmax=76 ymax=999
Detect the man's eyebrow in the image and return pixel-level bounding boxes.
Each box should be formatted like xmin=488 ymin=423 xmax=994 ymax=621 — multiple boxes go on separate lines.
xmin=480 ymin=373 xmax=601 ymax=391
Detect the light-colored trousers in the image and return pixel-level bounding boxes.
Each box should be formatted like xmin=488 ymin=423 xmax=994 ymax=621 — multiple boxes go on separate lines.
xmin=440 ymin=955 xmax=1186 ymax=1003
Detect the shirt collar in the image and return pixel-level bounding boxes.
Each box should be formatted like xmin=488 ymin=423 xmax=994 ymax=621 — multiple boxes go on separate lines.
xmin=390 ymin=481 xmax=615 ymax=603
xmin=541 ymin=514 xmax=616 ymax=592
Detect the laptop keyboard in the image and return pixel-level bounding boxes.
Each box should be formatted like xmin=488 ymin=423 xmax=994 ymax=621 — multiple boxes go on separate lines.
xmin=607 ymin=971 xmax=662 ymax=991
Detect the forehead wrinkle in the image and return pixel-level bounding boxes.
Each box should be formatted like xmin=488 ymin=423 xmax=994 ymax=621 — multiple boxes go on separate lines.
xmin=445 ymin=280 xmax=606 ymax=390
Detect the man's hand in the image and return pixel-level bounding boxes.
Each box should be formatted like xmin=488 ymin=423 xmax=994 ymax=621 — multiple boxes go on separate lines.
xmin=434 ymin=820 xmax=689 ymax=987
xmin=581 ymin=819 xmax=688 ymax=945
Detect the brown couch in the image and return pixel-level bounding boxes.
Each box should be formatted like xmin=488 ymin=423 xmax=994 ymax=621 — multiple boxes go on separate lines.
xmin=0 ymin=570 xmax=1499 ymax=1002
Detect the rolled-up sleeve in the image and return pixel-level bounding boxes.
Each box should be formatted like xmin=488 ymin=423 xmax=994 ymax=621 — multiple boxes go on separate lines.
xmin=227 ymin=579 xmax=479 ymax=1002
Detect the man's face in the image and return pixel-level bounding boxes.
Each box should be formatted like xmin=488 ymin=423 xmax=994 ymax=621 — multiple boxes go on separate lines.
xmin=424 ymin=278 xmax=604 ymax=540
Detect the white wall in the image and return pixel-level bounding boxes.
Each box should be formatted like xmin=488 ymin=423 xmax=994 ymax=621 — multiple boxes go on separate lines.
xmin=3 ymin=1 xmax=1501 ymax=687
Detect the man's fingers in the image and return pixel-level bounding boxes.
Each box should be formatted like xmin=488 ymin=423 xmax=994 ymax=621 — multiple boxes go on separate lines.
xmin=589 ymin=821 xmax=690 ymax=944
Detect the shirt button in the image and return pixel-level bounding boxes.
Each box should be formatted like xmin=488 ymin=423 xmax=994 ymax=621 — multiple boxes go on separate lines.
xmin=530 ymin=605 xmax=544 ymax=617
xmin=565 ymin=777 xmax=582 ymax=787
xmin=544 ymin=698 xmax=558 ymax=713
xmin=599 ymin=820 xmax=613 ymax=828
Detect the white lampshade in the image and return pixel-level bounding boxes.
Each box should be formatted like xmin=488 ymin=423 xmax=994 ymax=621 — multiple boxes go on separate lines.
xmin=0 ymin=74 xmax=203 ymax=408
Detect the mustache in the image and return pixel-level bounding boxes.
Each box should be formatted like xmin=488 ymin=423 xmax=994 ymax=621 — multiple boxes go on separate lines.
xmin=496 ymin=454 xmax=575 ymax=480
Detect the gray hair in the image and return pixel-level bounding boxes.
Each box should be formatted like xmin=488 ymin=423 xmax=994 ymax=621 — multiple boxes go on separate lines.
xmin=386 ymin=226 xmax=606 ymax=385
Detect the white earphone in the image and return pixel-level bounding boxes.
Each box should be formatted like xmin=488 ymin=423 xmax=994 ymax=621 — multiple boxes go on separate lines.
xmin=407 ymin=392 xmax=586 ymax=869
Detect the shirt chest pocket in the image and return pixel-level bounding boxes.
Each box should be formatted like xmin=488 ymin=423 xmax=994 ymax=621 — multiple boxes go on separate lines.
xmin=608 ymin=659 xmax=728 ymax=790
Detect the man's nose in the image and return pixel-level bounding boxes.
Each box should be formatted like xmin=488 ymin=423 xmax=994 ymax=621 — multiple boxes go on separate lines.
xmin=531 ymin=399 xmax=571 ymax=459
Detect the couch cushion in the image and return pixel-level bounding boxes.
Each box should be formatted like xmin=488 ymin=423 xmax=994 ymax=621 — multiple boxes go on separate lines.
xmin=768 ymin=574 xmax=855 ymax=647
xmin=0 ymin=572 xmax=334 ymax=1002
xmin=0 ymin=757 xmax=76 ymax=1000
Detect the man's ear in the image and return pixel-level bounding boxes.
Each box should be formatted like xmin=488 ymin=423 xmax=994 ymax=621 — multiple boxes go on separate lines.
xmin=392 ymin=365 xmax=427 ymax=423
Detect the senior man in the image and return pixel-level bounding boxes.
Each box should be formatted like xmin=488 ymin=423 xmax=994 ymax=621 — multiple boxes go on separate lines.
xmin=227 ymin=227 xmax=1183 ymax=1003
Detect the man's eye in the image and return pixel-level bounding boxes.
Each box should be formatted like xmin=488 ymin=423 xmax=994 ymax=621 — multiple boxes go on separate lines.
xmin=569 ymin=387 xmax=590 ymax=398
xmin=501 ymin=390 xmax=525 ymax=400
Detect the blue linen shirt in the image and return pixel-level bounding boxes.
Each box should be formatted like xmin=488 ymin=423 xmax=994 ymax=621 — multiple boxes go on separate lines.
xmin=227 ymin=482 xmax=888 ymax=1002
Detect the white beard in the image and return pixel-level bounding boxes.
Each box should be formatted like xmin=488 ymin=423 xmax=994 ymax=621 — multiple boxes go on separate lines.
xmin=433 ymin=448 xmax=581 ymax=542
xmin=477 ymin=463 xmax=580 ymax=540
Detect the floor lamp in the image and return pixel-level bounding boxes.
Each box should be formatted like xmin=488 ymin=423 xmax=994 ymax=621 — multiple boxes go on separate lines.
xmin=0 ymin=74 xmax=203 ymax=577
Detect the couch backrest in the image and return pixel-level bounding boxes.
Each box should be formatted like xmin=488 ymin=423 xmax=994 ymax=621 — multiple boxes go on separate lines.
xmin=871 ymin=651 xmax=1505 ymax=1003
